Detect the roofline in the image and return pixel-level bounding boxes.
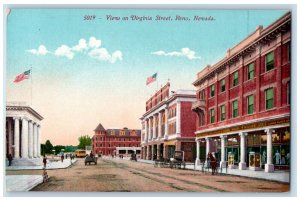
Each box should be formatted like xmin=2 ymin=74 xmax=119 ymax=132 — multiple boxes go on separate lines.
xmin=6 ymin=105 xmax=44 ymax=120
xmin=193 ymin=11 xmax=291 ymax=86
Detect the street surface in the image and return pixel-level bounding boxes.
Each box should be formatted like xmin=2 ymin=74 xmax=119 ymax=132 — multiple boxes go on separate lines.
xmin=6 ymin=158 xmax=289 ymax=192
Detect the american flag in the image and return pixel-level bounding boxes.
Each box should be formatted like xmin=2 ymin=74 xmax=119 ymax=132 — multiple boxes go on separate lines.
xmin=14 ymin=70 xmax=31 ymax=83
xmin=146 ymin=73 xmax=157 ymax=85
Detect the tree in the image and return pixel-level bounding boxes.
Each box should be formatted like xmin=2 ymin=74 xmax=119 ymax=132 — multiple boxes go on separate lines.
xmin=65 ymin=145 xmax=78 ymax=152
xmin=44 ymin=140 xmax=54 ymax=154
xmin=54 ymin=145 xmax=65 ymax=155
xmin=78 ymin=135 xmax=92 ymax=150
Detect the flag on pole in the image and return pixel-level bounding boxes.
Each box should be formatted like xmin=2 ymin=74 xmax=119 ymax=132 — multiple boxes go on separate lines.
xmin=14 ymin=70 xmax=31 ymax=83
xmin=146 ymin=73 xmax=157 ymax=85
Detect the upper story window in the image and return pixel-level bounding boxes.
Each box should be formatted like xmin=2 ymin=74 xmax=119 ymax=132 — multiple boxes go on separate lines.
xmin=266 ymin=51 xmax=274 ymax=71
xmin=247 ymin=95 xmax=254 ymax=114
xmin=210 ymin=108 xmax=215 ymax=124
xmin=233 ymin=71 xmax=239 ymax=87
xmin=220 ymin=79 xmax=226 ymax=92
xmin=210 ymin=84 xmax=215 ymax=97
xmin=265 ymin=88 xmax=274 ymax=110
xmin=247 ymin=63 xmax=255 ymax=80
xmin=220 ymin=105 xmax=225 ymax=121
xmin=232 ymin=100 xmax=238 ymax=118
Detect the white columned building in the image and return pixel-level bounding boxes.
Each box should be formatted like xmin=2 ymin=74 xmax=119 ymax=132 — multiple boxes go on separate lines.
xmin=21 ymin=117 xmax=29 ymax=158
xmin=13 ymin=117 xmax=20 ymax=159
xmin=6 ymin=102 xmax=43 ymax=165
xmin=28 ymin=120 xmax=33 ymax=158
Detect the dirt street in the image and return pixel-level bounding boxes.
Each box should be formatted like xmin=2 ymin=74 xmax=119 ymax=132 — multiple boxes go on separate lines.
xmin=6 ymin=158 xmax=289 ymax=192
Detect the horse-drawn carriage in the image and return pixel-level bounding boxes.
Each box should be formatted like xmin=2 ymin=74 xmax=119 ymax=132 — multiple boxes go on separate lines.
xmin=154 ymin=151 xmax=186 ymax=169
xmin=84 ymin=156 xmax=98 ymax=165
xmin=130 ymin=153 xmax=137 ymax=161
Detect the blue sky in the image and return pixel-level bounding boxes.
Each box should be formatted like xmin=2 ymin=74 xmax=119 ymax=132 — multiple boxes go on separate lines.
xmin=6 ymin=9 xmax=288 ymax=145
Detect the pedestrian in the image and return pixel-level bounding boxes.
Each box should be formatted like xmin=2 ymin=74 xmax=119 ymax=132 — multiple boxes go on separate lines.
xmin=43 ymin=155 xmax=47 ymax=168
xmin=66 ymin=154 xmax=68 ymax=159
xmin=61 ymin=154 xmax=64 ymax=162
xmin=8 ymin=153 xmax=13 ymax=166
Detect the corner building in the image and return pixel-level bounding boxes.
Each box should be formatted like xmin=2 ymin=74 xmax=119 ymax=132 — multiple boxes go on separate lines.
xmin=192 ymin=12 xmax=291 ymax=173
xmin=92 ymin=123 xmax=141 ymax=156
xmin=140 ymin=83 xmax=197 ymax=162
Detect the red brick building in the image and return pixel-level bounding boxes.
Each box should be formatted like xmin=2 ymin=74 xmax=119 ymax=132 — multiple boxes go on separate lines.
xmin=92 ymin=123 xmax=141 ymax=156
xmin=140 ymin=82 xmax=197 ymax=162
xmin=192 ymin=12 xmax=291 ymax=172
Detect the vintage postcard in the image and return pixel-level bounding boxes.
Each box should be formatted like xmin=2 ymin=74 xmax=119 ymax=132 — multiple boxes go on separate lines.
xmin=4 ymin=6 xmax=292 ymax=194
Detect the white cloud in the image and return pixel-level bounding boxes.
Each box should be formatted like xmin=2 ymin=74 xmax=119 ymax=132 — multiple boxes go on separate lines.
xmin=54 ymin=45 xmax=74 ymax=60
xmin=72 ymin=39 xmax=88 ymax=52
xmin=27 ymin=36 xmax=122 ymax=63
xmin=88 ymin=36 xmax=101 ymax=48
xmin=27 ymin=45 xmax=49 ymax=55
xmin=88 ymin=48 xmax=123 ymax=63
xmin=151 ymin=48 xmax=201 ymax=60
xmin=111 ymin=50 xmax=123 ymax=63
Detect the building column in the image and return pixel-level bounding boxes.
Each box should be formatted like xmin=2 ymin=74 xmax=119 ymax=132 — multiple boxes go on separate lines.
xmin=13 ymin=117 xmax=20 ymax=159
xmin=265 ymin=128 xmax=275 ymax=173
xmin=164 ymin=108 xmax=168 ymax=138
xmin=163 ymin=145 xmax=167 ymax=159
xmin=33 ymin=123 xmax=38 ymax=158
xmin=8 ymin=119 xmax=13 ymax=155
xmin=152 ymin=145 xmax=155 ymax=160
xmin=153 ymin=115 xmax=156 ymax=139
xmin=28 ymin=120 xmax=33 ymax=158
xmin=239 ymin=132 xmax=247 ymax=170
xmin=148 ymin=118 xmax=152 ymax=140
xmin=37 ymin=125 xmax=41 ymax=157
xmin=146 ymin=145 xmax=150 ymax=160
xmin=145 ymin=119 xmax=148 ymax=142
xmin=157 ymin=144 xmax=161 ymax=160
xmin=220 ymin=135 xmax=226 ymax=168
xmin=176 ymin=101 xmax=181 ymax=134
xmin=205 ymin=137 xmax=211 ymax=166
xmin=205 ymin=137 xmax=211 ymax=156
xmin=195 ymin=138 xmax=200 ymax=165
xmin=158 ymin=112 xmax=162 ymax=138
xmin=21 ymin=117 xmax=29 ymax=158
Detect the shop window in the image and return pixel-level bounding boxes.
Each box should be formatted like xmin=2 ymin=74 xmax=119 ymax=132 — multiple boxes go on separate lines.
xmin=220 ymin=105 xmax=225 ymax=121
xmin=260 ymin=134 xmax=267 ymax=144
xmin=210 ymin=84 xmax=215 ymax=97
xmin=272 ymin=133 xmax=281 ymax=143
xmin=247 ymin=63 xmax=255 ymax=80
xmin=210 ymin=108 xmax=215 ymax=124
xmin=233 ymin=71 xmax=239 ymax=87
xmin=265 ymin=88 xmax=274 ymax=110
xmin=247 ymin=95 xmax=254 ymax=114
xmin=232 ymin=100 xmax=238 ymax=118
xmin=266 ymin=51 xmax=274 ymax=71
xmin=220 ymin=79 xmax=226 ymax=92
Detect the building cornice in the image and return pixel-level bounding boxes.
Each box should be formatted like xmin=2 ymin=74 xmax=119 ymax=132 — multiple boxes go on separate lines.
xmin=6 ymin=105 xmax=44 ymax=120
xmin=193 ymin=12 xmax=291 ymax=86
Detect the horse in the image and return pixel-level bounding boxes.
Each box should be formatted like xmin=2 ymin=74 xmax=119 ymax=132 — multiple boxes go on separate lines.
xmin=207 ymin=152 xmax=217 ymax=175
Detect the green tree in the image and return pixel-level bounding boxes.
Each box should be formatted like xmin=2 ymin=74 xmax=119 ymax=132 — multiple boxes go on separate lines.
xmin=78 ymin=135 xmax=92 ymax=150
xmin=44 ymin=140 xmax=54 ymax=154
xmin=65 ymin=145 xmax=78 ymax=152
xmin=54 ymin=145 xmax=66 ymax=155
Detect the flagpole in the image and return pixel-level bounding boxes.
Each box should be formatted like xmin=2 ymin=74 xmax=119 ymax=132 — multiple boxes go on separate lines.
xmin=31 ymin=65 xmax=32 ymax=106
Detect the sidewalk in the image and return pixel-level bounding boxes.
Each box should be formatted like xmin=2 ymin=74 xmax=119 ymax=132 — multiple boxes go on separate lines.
xmin=137 ymin=159 xmax=290 ymax=183
xmin=6 ymin=158 xmax=77 ymax=170
xmin=5 ymin=158 xmax=77 ymax=192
